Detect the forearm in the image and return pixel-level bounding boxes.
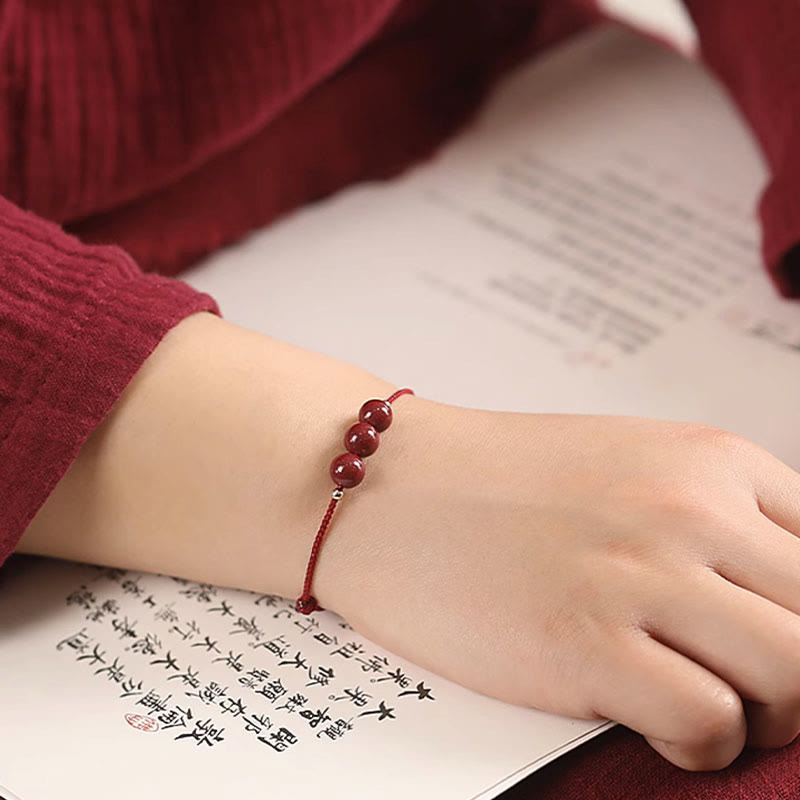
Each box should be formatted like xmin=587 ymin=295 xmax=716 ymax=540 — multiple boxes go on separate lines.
xmin=16 ymin=311 xmax=407 ymax=607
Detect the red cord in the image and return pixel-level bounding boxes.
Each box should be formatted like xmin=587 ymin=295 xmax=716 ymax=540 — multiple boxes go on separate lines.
xmin=295 ymin=491 xmax=341 ymax=614
xmin=386 ymin=387 xmax=414 ymax=404
xmin=295 ymin=387 xmax=414 ymax=614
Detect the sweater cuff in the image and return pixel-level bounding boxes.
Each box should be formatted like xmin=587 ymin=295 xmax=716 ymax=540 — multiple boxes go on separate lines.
xmin=678 ymin=0 xmax=800 ymax=299
xmin=759 ymin=144 xmax=800 ymax=298
xmin=0 ymin=197 xmax=222 ymax=566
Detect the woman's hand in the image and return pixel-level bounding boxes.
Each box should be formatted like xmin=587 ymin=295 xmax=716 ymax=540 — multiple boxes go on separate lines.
xmin=21 ymin=311 xmax=800 ymax=772
xmin=318 ymin=396 xmax=800 ymax=772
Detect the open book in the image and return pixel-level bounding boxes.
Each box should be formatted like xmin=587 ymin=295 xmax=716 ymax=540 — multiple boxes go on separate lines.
xmin=2 ymin=25 xmax=799 ymax=800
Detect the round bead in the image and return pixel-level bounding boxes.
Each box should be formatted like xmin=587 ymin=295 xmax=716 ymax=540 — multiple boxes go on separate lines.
xmin=359 ymin=399 xmax=393 ymax=432
xmin=329 ymin=452 xmax=366 ymax=488
xmin=295 ymin=596 xmax=320 ymax=615
xmin=344 ymin=422 xmax=380 ymax=457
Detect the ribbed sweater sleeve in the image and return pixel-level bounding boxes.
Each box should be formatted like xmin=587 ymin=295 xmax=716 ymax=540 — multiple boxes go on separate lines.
xmin=0 ymin=196 xmax=221 ymax=566
xmin=682 ymin=0 xmax=800 ymax=298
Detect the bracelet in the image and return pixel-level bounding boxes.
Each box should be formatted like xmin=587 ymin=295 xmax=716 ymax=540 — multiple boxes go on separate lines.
xmin=295 ymin=387 xmax=415 ymax=615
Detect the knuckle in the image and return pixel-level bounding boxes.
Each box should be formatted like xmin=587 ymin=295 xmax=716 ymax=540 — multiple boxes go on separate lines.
xmin=684 ymin=423 xmax=757 ymax=465
xmin=636 ymin=478 xmax=721 ymax=527
xmin=745 ymin=698 xmax=800 ymax=750
xmin=757 ymin=625 xmax=800 ymax=708
xmin=612 ymin=475 xmax=705 ymax=518
xmin=677 ymin=744 xmax=740 ymax=773
xmin=773 ymin=676 xmax=800 ymax=709
xmin=750 ymin=717 xmax=800 ymax=750
xmin=682 ymin=686 xmax=744 ymax=752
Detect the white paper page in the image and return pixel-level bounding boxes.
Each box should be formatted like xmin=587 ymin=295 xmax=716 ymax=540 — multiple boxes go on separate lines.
xmin=182 ymin=28 xmax=800 ymax=472
xmin=600 ymin=0 xmax=696 ymax=53
xmin=2 ymin=24 xmax=799 ymax=800
xmin=0 ymin=558 xmax=609 ymax=800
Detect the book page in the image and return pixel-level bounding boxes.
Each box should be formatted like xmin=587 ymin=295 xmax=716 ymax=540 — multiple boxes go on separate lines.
xmin=184 ymin=26 xmax=799 ymax=472
xmin=2 ymin=25 xmax=799 ymax=800
xmin=0 ymin=557 xmax=607 ymax=800
xmin=601 ymin=0 xmax=696 ymax=53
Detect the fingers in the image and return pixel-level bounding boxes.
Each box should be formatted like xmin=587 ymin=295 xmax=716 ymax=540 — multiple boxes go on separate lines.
xmin=705 ymin=513 xmax=800 ymax=748
xmin=646 ymin=569 xmax=800 ymax=750
xmin=588 ymin=631 xmax=745 ymax=770
xmin=747 ymin=446 xmax=800 ymax=537
xmin=714 ymin=513 xmax=800 ymax=620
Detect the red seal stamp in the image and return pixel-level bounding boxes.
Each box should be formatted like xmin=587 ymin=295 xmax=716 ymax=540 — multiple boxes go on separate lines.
xmin=125 ymin=713 xmax=159 ymax=732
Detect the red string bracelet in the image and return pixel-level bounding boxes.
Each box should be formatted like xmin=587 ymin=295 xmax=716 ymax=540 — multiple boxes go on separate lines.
xmin=295 ymin=387 xmax=415 ymax=615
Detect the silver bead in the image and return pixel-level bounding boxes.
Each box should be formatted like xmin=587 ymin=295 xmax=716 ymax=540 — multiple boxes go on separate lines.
xmin=332 ymin=487 xmax=345 ymax=500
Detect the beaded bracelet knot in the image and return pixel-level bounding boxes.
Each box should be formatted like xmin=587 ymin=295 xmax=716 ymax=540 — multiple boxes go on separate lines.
xmin=295 ymin=387 xmax=415 ymax=615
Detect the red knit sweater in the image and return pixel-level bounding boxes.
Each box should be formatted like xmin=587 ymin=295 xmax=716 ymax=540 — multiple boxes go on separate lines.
xmin=2 ymin=2 xmax=799 ymax=797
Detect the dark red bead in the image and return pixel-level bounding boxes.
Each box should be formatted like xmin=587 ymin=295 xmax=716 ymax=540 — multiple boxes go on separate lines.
xmin=295 ymin=596 xmax=320 ymax=615
xmin=329 ymin=452 xmax=366 ymax=488
xmin=359 ymin=399 xmax=393 ymax=432
xmin=344 ymin=422 xmax=380 ymax=457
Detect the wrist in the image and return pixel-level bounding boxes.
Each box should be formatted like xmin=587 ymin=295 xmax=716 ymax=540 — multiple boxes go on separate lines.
xmin=310 ymin=391 xmax=456 ymax=618
xmin=20 ymin=311 xmax=402 ymax=608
